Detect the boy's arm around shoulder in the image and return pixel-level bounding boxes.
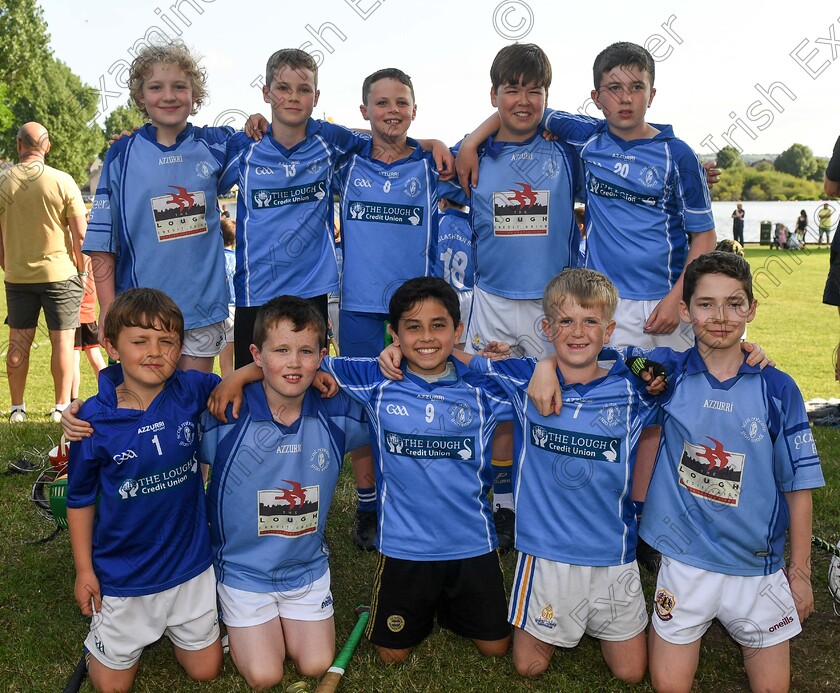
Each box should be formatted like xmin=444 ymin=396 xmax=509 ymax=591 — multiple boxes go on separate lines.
xmin=541 ymin=108 xmax=602 ymax=146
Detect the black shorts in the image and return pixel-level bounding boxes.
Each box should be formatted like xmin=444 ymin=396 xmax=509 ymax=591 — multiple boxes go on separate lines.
xmin=233 ymin=294 xmax=329 ymax=369
xmin=75 ymin=321 xmax=99 ymax=350
xmin=824 ymin=258 xmax=840 ymax=306
xmin=365 ymin=551 xmax=510 ymax=649
xmin=5 ymin=277 xmax=84 ymax=330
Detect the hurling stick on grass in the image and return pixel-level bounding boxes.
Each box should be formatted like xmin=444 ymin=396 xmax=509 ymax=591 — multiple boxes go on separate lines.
xmin=315 ymin=605 xmax=370 ymax=693
xmin=62 ymin=653 xmax=86 ymax=693
xmin=812 ymin=534 xmax=840 ymax=559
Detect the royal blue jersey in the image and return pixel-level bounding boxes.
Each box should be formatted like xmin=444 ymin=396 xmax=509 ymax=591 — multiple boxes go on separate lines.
xmin=224 ymin=247 xmax=235 ymax=306
xmin=220 ymin=120 xmax=368 ymax=306
xmin=638 ymin=347 xmax=824 ymax=576
xmin=321 ymin=356 xmax=512 ymax=560
xmin=66 ymin=366 xmax=219 ymax=597
xmin=443 ymin=132 xmax=581 ymax=299
xmin=200 ymin=383 xmax=367 ymax=593
xmin=335 ymin=140 xmax=438 ymax=313
xmin=433 ymin=207 xmax=474 ymax=294
xmin=84 ymin=124 xmax=232 ymax=330
xmin=543 ymin=110 xmax=714 ymax=300
xmin=472 ymin=353 xmax=660 ymax=565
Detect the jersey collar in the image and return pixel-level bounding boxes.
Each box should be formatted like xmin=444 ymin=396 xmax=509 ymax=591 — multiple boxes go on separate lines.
xmin=264 ymin=118 xmax=320 ymax=157
xmin=244 ymin=380 xmax=320 ymax=430
xmin=137 ymin=122 xmax=194 ymax=151
xmin=481 ymin=130 xmax=541 ymax=160
xmin=401 ymin=356 xmax=466 ymax=390
xmin=685 ymin=345 xmax=761 ymax=376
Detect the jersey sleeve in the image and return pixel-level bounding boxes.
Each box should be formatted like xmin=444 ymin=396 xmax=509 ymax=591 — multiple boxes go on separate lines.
xmin=219 ymin=131 xmax=252 ymax=193
xmin=66 ymin=404 xmax=103 ymax=508
xmin=765 ymin=369 xmax=824 ymax=492
xmin=437 ymin=177 xmax=469 ymax=206
xmin=83 ymin=143 xmax=122 ymax=255
xmin=193 ymin=125 xmax=235 ymax=195
xmin=670 ymin=139 xmax=714 ymax=233
xmin=542 ymin=108 xmax=601 ymax=149
xmin=198 ymin=407 xmax=235 ymax=468
xmin=320 ymin=356 xmax=382 ymax=405
xmin=334 ymin=391 xmax=369 ymax=451
xmin=318 ymin=120 xmax=371 ymax=156
xmin=827 ymin=135 xmax=840 ymax=182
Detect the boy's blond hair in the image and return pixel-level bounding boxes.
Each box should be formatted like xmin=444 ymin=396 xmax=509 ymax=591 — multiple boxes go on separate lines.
xmin=129 ymin=41 xmax=207 ymax=117
xmin=265 ymin=48 xmax=319 ymax=88
xmin=543 ymin=268 xmax=618 ymax=322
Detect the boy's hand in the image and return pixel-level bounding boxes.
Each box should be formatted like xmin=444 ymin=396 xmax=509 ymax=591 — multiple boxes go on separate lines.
xmin=703 ymin=160 xmax=721 ymax=188
xmin=430 ymin=141 xmax=456 ymax=182
xmin=644 ymin=292 xmax=681 ymax=335
xmin=107 ymin=127 xmax=139 ymax=146
xmin=244 ymin=113 xmax=270 ymax=141
xmin=61 ymin=399 xmax=92 ymax=440
xmin=625 ymin=356 xmax=668 ymax=395
xmin=481 ymin=341 xmax=511 ymax=361
xmin=541 ymin=129 xmax=560 ymax=142
xmin=207 ymin=379 xmax=244 ymax=423
xmin=74 ymin=570 xmax=101 ymax=616
xmin=312 ymin=371 xmax=338 ymax=398
xmin=455 ymin=142 xmax=480 ymax=196
xmin=378 ymin=344 xmax=404 ymax=381
xmin=527 ymin=356 xmax=563 ymax=416
xmin=741 ymin=341 xmax=774 ymax=369
xmin=788 ymin=570 xmax=814 ymax=623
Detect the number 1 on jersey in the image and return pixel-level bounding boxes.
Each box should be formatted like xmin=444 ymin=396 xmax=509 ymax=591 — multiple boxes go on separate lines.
xmin=151 ymin=434 xmax=163 ymax=456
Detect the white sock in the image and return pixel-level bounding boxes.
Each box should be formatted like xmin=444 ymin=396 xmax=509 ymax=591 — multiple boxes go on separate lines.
xmin=494 ymin=493 xmax=514 ymax=511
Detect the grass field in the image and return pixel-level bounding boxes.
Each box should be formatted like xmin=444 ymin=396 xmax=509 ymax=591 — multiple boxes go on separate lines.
xmin=0 ymin=245 xmax=838 ymax=692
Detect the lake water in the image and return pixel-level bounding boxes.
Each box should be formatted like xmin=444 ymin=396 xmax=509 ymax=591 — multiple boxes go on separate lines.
xmin=712 ymin=200 xmax=835 ymax=244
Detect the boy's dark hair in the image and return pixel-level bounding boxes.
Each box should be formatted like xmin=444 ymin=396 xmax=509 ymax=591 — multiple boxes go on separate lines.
xmin=220 ymin=217 xmax=236 ymax=247
xmin=389 ymin=277 xmax=460 ymax=327
xmin=592 ymin=42 xmax=655 ymax=90
xmin=683 ymin=252 xmax=754 ymax=304
xmin=490 ymin=43 xmax=552 ymax=91
xmin=103 ymin=288 xmax=184 ymax=344
xmin=253 ymin=295 xmax=326 ymax=350
xmin=362 ymin=68 xmax=415 ymax=104
xmin=265 ymin=48 xmax=319 ymax=88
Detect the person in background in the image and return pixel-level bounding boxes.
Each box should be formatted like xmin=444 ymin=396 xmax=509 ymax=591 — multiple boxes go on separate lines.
xmin=731 ymin=202 xmax=745 ymax=245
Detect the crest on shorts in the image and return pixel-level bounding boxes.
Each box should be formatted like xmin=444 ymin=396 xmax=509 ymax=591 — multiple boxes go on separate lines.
xmin=535 ymin=604 xmax=557 ymax=629
xmin=387 ymin=614 xmax=405 ymax=632
xmin=654 ymin=588 xmax=676 ymax=621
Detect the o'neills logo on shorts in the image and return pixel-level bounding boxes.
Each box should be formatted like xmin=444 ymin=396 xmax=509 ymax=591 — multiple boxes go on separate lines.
xmin=769 ymin=615 xmax=795 ymax=633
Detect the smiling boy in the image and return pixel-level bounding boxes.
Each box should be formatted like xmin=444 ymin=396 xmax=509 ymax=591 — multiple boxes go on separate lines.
xmin=320 ymin=277 xmax=513 ymax=663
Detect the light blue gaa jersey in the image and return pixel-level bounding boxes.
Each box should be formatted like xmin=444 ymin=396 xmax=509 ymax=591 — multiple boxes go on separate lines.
xmin=84 ymin=124 xmax=232 ymax=330
xmin=335 ymin=140 xmax=438 ymax=313
xmin=543 ymin=110 xmax=714 ymax=300
xmin=200 ymin=383 xmax=367 ymax=593
xmin=220 ymin=120 xmax=369 ymax=306
xmin=66 ymin=366 xmax=219 ymax=597
xmin=443 ymin=132 xmax=581 ymax=300
xmin=433 ymin=206 xmax=474 ymax=294
xmin=472 ymin=353 xmax=660 ymax=565
xmin=321 ymin=356 xmax=513 ymax=560
xmin=638 ymin=347 xmax=824 ymax=577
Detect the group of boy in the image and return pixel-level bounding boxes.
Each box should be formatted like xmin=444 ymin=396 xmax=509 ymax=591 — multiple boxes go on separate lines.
xmin=61 ymin=35 xmax=823 ymax=693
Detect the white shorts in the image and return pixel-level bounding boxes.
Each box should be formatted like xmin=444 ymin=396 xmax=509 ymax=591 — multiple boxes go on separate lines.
xmin=456 ymin=290 xmax=474 ymax=337
xmin=652 ymin=557 xmax=801 ymax=648
xmin=222 ymin=306 xmax=235 ymax=344
xmin=85 ymin=566 xmax=219 ymax=670
xmin=610 ymin=298 xmax=694 ymax=351
xmin=466 ymin=287 xmax=551 ymax=358
xmin=508 ymin=553 xmax=648 ymax=647
xmin=217 ymin=569 xmax=333 ymax=627
xmin=183 ymin=321 xmax=227 ymax=358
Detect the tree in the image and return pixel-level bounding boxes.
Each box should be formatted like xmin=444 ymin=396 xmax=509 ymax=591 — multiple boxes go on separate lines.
xmin=0 ymin=0 xmax=51 ymax=88
xmin=101 ymin=101 xmax=146 ymax=158
xmin=774 ymin=143 xmax=820 ymax=181
xmin=716 ymin=145 xmax=743 ymax=169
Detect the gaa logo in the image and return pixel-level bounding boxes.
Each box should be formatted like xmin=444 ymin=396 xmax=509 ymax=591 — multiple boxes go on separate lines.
xmin=353 ymin=178 xmax=373 ymax=188
xmin=386 ymin=404 xmax=409 ymax=416
xmin=113 ymin=449 xmax=137 ymax=465
xmin=255 ymin=166 xmax=274 ymax=175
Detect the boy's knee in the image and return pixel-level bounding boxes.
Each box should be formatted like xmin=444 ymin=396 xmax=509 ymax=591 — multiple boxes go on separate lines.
xmin=294 ymin=655 xmax=331 ymax=679
xmin=611 ymin=662 xmax=646 ymax=685
xmin=513 ymin=655 xmax=549 ymax=678
xmin=243 ymin=670 xmax=284 ymax=692
xmin=374 ymin=644 xmax=412 ymax=664
xmin=474 ymin=636 xmax=510 ymax=658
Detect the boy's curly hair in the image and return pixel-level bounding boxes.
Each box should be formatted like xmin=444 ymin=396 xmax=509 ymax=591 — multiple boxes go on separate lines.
xmin=129 ymin=41 xmax=207 ymax=117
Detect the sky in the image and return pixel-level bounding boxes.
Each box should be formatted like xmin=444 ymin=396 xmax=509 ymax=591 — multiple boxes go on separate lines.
xmin=38 ymin=0 xmax=840 ymax=158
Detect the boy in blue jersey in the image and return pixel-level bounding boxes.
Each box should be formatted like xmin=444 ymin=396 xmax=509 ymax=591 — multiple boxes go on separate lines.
xmin=321 ymin=277 xmax=513 ymax=664
xmin=85 ymin=42 xmax=232 ymax=375
xmin=66 ymin=289 xmax=222 ymax=692
xmin=640 ymin=252 xmax=823 ymax=693
xmin=433 ymin=198 xmax=474 ymax=344
xmin=199 ymin=296 xmax=368 ymax=690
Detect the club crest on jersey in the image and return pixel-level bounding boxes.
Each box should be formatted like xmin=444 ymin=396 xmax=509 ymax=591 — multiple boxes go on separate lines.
xmin=310 ymin=448 xmax=331 ymax=472
xmin=678 ymin=437 xmax=745 ymax=506
xmin=637 ymin=165 xmax=662 ymax=188
xmin=403 ymin=176 xmax=422 ymax=197
xmin=740 ymin=416 xmax=767 ymax=443
xmin=151 ymin=186 xmax=208 ymax=241
xmin=542 ymin=159 xmax=560 ymax=179
xmin=529 ymin=422 xmax=619 ymax=463
xmin=597 ymin=403 xmax=624 ymax=429
xmin=177 ymin=421 xmax=196 ymax=446
xmin=384 ymin=430 xmax=475 ymax=460
xmin=194 ymin=160 xmax=213 ymax=180
xmin=448 ymin=401 xmax=474 ymax=428
xmin=258 ymin=480 xmax=319 ymax=536
xmin=492 ymin=182 xmax=549 ymax=237
xmin=654 ymin=589 xmax=676 ymax=621
xmin=536 ymin=604 xmax=557 ymax=629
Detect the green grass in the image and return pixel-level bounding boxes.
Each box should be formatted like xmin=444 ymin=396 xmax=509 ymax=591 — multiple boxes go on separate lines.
xmin=1 ymin=246 xmax=839 ymax=692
